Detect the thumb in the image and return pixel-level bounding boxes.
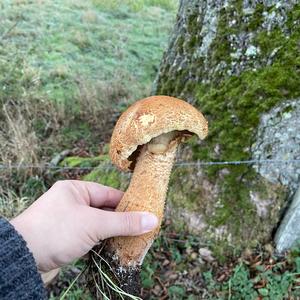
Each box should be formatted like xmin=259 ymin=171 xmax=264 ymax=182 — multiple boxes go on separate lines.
xmin=90 ymin=209 xmax=159 ymax=240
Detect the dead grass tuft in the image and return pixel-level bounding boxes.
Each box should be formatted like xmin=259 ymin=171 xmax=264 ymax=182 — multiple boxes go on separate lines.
xmin=1 ymin=102 xmax=39 ymax=165
xmin=0 ymin=186 xmax=30 ymax=218
xmin=50 ymin=65 xmax=70 ymax=79
xmin=81 ymin=10 xmax=98 ymax=23
xmin=71 ymin=31 xmax=91 ymax=49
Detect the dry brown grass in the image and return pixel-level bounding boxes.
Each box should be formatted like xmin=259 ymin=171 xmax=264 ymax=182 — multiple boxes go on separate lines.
xmin=0 ymin=98 xmax=66 ymax=173
xmin=1 ymin=102 xmax=39 ymax=165
xmin=0 ymin=73 xmax=134 ymax=173
xmin=0 ymin=186 xmax=30 ymax=218
xmin=81 ymin=10 xmax=98 ymax=23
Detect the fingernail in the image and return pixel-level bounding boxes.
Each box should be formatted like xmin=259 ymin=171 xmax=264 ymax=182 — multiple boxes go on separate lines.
xmin=141 ymin=213 xmax=158 ymax=233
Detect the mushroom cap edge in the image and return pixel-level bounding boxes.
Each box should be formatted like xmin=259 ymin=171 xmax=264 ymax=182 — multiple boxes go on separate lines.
xmin=109 ymin=95 xmax=208 ymax=171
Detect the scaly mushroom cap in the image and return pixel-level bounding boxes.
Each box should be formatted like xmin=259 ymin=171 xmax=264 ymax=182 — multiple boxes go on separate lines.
xmin=109 ymin=95 xmax=208 ymax=171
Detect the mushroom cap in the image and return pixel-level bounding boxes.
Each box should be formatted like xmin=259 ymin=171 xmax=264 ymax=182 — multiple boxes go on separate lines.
xmin=109 ymin=95 xmax=208 ymax=171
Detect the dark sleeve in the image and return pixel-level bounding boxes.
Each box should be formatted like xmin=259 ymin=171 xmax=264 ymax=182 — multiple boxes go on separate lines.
xmin=0 ymin=217 xmax=47 ymax=300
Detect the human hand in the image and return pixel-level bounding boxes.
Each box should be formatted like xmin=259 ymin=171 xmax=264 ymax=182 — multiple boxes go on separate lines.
xmin=10 ymin=180 xmax=158 ymax=273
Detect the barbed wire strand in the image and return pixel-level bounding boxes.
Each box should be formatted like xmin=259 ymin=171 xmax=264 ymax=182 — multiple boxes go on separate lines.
xmin=0 ymin=158 xmax=300 ymax=171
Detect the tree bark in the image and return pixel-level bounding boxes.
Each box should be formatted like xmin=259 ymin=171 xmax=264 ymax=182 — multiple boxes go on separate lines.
xmin=154 ymin=0 xmax=300 ymax=255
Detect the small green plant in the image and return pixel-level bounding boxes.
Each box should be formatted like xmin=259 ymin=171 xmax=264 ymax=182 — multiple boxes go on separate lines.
xmin=48 ymin=260 xmax=91 ymax=300
xmin=168 ymin=285 xmax=186 ymax=299
xmin=0 ymin=188 xmax=30 ymax=218
xmin=203 ymin=252 xmax=300 ymax=299
xmin=225 ymin=264 xmax=257 ymax=300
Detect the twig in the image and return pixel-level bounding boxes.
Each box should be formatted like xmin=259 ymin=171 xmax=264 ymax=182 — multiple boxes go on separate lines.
xmin=155 ymin=275 xmax=168 ymax=297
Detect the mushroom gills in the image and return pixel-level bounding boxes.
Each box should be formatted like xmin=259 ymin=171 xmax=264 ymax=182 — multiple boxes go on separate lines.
xmin=147 ymin=131 xmax=179 ymax=154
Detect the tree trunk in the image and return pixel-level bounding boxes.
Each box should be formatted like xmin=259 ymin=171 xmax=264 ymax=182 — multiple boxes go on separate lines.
xmin=154 ymin=0 xmax=300 ymax=257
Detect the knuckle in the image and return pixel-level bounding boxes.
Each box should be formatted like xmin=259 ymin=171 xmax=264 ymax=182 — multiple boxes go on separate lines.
xmin=123 ymin=213 xmax=141 ymax=235
xmin=124 ymin=214 xmax=133 ymax=234
xmin=53 ymin=180 xmax=66 ymax=188
xmin=53 ymin=180 xmax=73 ymax=190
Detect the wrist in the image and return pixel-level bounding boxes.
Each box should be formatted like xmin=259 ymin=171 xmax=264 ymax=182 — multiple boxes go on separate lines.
xmin=10 ymin=216 xmax=41 ymax=270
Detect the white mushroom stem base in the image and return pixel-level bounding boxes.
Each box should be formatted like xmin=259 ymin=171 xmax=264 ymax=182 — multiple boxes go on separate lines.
xmin=108 ymin=135 xmax=178 ymax=267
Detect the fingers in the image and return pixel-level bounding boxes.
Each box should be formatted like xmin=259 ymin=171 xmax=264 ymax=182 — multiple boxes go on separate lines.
xmin=88 ymin=208 xmax=159 ymax=241
xmin=64 ymin=180 xmax=124 ymax=208
xmin=89 ymin=184 xmax=124 ymax=208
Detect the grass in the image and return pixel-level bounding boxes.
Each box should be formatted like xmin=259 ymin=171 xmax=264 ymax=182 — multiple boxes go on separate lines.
xmin=0 ymin=0 xmax=176 ymax=166
xmin=92 ymin=0 xmax=178 ymax=12
xmin=0 ymin=188 xmax=31 ymax=219
xmin=90 ymin=250 xmax=143 ymax=300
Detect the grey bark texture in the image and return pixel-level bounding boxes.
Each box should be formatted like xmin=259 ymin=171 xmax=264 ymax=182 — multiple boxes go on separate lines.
xmin=153 ymin=0 xmax=300 ymax=256
xmin=275 ymin=185 xmax=300 ymax=253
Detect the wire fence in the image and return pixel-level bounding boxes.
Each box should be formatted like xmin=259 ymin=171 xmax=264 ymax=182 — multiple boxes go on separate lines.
xmin=1 ymin=158 xmax=300 ymax=171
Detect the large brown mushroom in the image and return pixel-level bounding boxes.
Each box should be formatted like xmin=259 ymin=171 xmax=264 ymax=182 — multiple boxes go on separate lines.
xmin=104 ymin=95 xmax=208 ymax=294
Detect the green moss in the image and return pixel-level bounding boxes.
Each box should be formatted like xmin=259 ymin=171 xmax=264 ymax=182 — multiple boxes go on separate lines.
xmin=288 ymin=4 xmax=300 ymax=25
xmin=60 ymin=155 xmax=108 ymax=168
xmin=187 ymin=13 xmax=198 ymax=36
xmin=191 ymin=4 xmax=300 ymax=245
xmin=169 ymin=168 xmax=204 ymax=211
xmin=187 ymin=35 xmax=199 ymax=50
xmin=176 ymin=36 xmax=185 ymax=55
xmin=156 ymin=3 xmax=299 ymax=254
xmin=246 ymin=4 xmax=264 ymax=31
xmin=83 ymin=168 xmax=123 ymax=189
xmin=60 ymin=155 xmax=127 ymax=189
xmin=209 ymin=8 xmax=233 ymax=67
xmin=196 ymin=30 xmax=300 ymax=161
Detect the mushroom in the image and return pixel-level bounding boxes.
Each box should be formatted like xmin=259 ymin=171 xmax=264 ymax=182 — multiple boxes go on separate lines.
xmin=106 ymin=95 xmax=208 ymax=288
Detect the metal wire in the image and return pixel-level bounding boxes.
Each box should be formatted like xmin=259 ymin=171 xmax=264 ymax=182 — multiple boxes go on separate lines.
xmin=175 ymin=158 xmax=300 ymax=166
xmin=1 ymin=158 xmax=300 ymax=171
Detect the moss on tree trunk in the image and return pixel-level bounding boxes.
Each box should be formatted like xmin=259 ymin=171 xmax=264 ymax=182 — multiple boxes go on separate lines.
xmin=154 ymin=0 xmax=300 ymax=259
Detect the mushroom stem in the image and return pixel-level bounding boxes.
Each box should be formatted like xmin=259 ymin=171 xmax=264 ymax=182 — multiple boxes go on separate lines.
xmin=108 ymin=132 xmax=179 ymax=267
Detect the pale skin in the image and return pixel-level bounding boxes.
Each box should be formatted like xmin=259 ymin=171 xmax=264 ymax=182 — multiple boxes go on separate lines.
xmin=10 ymin=180 xmax=158 ymax=274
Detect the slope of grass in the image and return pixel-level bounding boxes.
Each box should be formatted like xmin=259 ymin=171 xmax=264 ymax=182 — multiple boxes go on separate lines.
xmin=1 ymin=0 xmax=176 ymax=91
xmin=0 ymin=0 xmax=176 ymax=164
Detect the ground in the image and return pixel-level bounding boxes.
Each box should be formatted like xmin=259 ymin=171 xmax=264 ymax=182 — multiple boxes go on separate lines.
xmin=1 ymin=0 xmax=300 ymax=299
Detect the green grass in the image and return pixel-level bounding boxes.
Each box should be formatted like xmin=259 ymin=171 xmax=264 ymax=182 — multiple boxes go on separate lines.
xmin=0 ymin=0 xmax=175 ymax=97
xmin=0 ymin=0 xmax=176 ymax=163
xmin=92 ymin=0 xmax=178 ymax=12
